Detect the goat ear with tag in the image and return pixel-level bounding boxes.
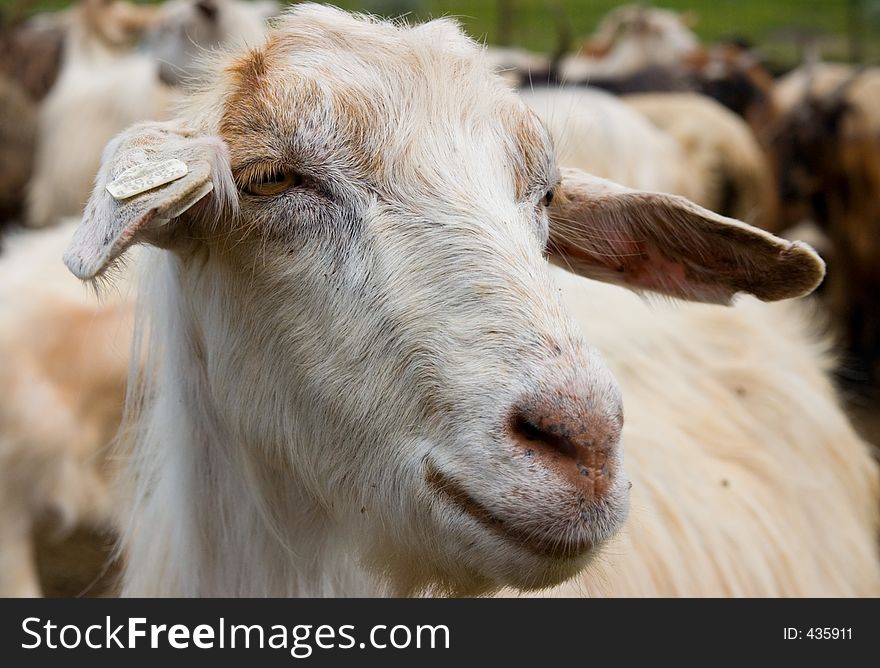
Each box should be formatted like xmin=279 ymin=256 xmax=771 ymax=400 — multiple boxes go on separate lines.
xmin=64 ymin=121 xmax=232 ymax=281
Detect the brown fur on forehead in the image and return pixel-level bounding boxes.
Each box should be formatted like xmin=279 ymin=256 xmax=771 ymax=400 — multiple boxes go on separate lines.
xmin=221 ymin=51 xmax=317 ymax=164
xmin=220 ymin=59 xmax=389 ymax=183
xmin=216 ymin=4 xmax=537 ymax=186
xmin=222 ymin=5 xmax=492 ymax=112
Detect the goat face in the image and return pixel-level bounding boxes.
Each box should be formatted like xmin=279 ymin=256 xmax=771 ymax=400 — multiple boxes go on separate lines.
xmin=64 ymin=5 xmax=825 ymax=594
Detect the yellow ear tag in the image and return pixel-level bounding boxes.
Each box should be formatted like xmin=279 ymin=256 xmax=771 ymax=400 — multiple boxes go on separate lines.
xmin=106 ymin=159 xmax=189 ymax=200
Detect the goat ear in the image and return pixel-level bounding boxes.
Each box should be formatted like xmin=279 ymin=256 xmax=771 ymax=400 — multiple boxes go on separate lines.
xmin=64 ymin=121 xmax=232 ymax=281
xmin=548 ymin=167 xmax=825 ymax=304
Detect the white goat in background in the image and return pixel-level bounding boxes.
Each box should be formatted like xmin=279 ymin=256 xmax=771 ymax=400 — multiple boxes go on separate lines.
xmin=147 ymin=0 xmax=278 ymax=86
xmin=558 ymin=5 xmax=699 ymax=83
xmin=522 ymin=88 xmax=778 ymax=230
xmin=24 ymin=0 xmax=170 ymax=229
xmin=24 ymin=0 xmax=277 ymax=229
xmin=0 ymin=222 xmax=132 ymax=596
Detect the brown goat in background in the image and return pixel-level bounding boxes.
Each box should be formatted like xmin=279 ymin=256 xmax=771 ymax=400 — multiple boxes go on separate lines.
xmin=767 ymin=68 xmax=880 ymax=425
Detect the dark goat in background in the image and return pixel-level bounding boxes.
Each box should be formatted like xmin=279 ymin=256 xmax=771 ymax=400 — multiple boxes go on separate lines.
xmin=769 ymin=70 xmax=880 ymax=401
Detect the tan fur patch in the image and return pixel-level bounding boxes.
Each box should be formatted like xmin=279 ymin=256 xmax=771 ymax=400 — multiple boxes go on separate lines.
xmin=220 ymin=47 xmax=274 ymax=149
xmin=34 ymin=302 xmax=133 ymax=454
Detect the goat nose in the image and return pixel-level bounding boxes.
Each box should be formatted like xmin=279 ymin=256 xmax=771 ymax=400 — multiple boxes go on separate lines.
xmin=507 ymin=395 xmax=622 ymax=499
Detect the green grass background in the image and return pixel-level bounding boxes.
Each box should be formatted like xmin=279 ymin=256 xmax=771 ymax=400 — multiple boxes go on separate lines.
xmin=7 ymin=0 xmax=880 ymax=65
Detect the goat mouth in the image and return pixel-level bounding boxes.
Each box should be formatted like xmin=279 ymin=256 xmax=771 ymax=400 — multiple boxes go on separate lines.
xmin=424 ymin=461 xmax=593 ymax=561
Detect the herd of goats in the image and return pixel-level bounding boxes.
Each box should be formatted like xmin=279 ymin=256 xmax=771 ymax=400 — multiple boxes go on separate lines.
xmin=0 ymin=0 xmax=879 ymax=597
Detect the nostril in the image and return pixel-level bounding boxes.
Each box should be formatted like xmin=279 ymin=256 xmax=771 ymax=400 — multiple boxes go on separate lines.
xmin=509 ymin=411 xmax=579 ymax=461
xmin=506 ymin=401 xmax=620 ymax=498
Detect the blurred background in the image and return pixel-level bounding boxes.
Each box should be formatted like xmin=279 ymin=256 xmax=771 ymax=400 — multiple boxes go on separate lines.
xmin=11 ymin=0 xmax=880 ymax=65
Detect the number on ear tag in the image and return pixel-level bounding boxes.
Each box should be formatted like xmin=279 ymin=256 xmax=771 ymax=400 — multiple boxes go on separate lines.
xmin=106 ymin=159 xmax=189 ymax=200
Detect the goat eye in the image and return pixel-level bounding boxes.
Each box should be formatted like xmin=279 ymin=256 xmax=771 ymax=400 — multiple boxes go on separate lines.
xmin=243 ymin=170 xmax=303 ymax=196
xmin=542 ymin=188 xmax=555 ymax=207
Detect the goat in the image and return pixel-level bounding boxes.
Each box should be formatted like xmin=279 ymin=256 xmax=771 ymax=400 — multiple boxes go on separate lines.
xmin=687 ymin=43 xmax=780 ymax=141
xmin=767 ymin=66 xmax=880 ymax=420
xmin=146 ymin=0 xmax=279 ymax=87
xmin=0 ymin=75 xmax=36 ymax=226
xmin=0 ymin=221 xmax=131 ymax=596
xmin=549 ymin=42 xmax=781 ymax=155
xmin=520 ymin=87 xmax=682 ymax=194
xmin=0 ymin=12 xmax=65 ymax=103
xmin=522 ymin=88 xmax=778 ymax=229
xmin=773 ymin=62 xmax=859 ymax=116
xmin=558 ymin=4 xmax=699 ymax=84
xmin=58 ymin=6 xmax=869 ymax=597
xmin=625 ymin=92 xmax=780 ymax=230
xmin=23 ymin=0 xmax=274 ymax=230
xmin=23 ymin=0 xmax=169 ymax=229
